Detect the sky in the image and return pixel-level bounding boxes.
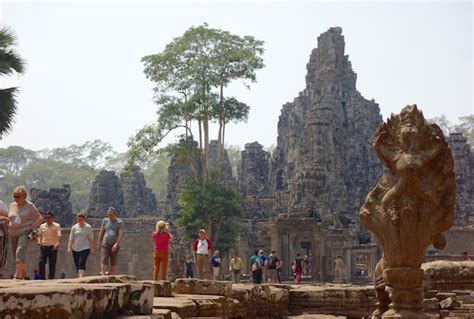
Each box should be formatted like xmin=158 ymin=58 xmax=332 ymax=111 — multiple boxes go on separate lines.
xmin=0 ymin=0 xmax=472 ymax=153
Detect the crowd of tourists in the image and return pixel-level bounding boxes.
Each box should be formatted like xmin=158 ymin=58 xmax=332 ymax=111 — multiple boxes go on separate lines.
xmin=0 ymin=186 xmax=124 ymax=279
xmin=0 ymin=185 xmax=310 ymax=284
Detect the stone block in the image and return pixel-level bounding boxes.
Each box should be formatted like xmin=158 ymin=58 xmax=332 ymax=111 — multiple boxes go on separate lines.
xmin=440 ymin=297 xmax=461 ymax=310
xmin=152 ymin=308 xmax=172 ymax=319
xmin=141 ymin=280 xmax=172 ymax=297
xmin=153 ymin=297 xmax=197 ymax=317
xmin=172 ymin=279 xmax=232 ymax=296
xmin=436 ymin=292 xmax=457 ymax=301
xmin=423 ymin=297 xmax=440 ymax=311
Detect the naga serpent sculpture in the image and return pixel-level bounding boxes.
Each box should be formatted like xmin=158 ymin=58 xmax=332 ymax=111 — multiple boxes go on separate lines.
xmin=360 ymin=105 xmax=456 ymax=318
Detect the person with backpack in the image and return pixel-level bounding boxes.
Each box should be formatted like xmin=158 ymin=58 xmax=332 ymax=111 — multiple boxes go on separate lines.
xmin=249 ymin=249 xmax=262 ymax=284
xmin=192 ymin=229 xmax=212 ymax=279
xmin=292 ymin=253 xmax=303 ymax=284
xmin=267 ymin=250 xmax=281 ymax=283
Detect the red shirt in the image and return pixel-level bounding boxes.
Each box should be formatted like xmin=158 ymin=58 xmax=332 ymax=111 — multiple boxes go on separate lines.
xmin=152 ymin=231 xmax=172 ymax=251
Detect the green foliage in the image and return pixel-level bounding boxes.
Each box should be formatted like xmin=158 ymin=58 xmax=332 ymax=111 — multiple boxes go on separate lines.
xmin=0 ymin=140 xmax=166 ymax=212
xmin=455 ymin=115 xmax=473 ymax=146
xmin=0 ymin=26 xmax=26 ymax=137
xmin=176 ymin=174 xmax=243 ymax=251
xmin=225 ymin=144 xmax=242 ymax=177
xmin=139 ymin=152 xmax=170 ymax=201
xmin=429 ymin=115 xmax=474 ymax=146
xmin=129 ymin=23 xmax=264 ymax=172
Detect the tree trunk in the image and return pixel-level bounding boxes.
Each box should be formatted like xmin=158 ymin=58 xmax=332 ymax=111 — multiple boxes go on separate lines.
xmin=198 ymin=118 xmax=203 ymax=151
xmin=212 ymin=217 xmax=224 ymax=245
xmin=216 ymin=84 xmax=225 ymax=169
xmin=203 ymin=113 xmax=210 ymax=178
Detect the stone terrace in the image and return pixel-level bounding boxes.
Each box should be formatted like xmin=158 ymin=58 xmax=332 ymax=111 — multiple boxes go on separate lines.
xmin=1 ymin=275 xmax=474 ymax=318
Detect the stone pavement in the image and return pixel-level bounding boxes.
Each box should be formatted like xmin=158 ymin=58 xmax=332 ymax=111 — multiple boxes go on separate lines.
xmin=1 ymin=276 xmax=474 ymax=318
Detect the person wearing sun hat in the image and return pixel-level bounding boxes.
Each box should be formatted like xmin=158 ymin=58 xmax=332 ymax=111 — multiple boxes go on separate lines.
xmin=152 ymin=219 xmax=173 ymax=280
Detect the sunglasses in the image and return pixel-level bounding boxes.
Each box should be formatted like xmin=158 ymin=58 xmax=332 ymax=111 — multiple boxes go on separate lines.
xmin=13 ymin=194 xmax=23 ymax=199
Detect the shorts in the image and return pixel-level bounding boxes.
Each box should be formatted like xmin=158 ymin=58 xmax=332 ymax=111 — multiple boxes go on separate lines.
xmin=101 ymin=244 xmax=119 ymax=266
xmin=10 ymin=230 xmax=30 ymax=263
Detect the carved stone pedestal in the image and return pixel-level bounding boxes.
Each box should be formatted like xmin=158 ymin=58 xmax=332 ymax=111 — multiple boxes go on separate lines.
xmin=381 ymin=267 xmax=438 ymax=318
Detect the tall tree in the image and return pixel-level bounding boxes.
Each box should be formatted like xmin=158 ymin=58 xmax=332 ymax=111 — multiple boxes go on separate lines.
xmin=134 ymin=23 xmax=264 ymax=176
xmin=0 ymin=26 xmax=25 ymax=137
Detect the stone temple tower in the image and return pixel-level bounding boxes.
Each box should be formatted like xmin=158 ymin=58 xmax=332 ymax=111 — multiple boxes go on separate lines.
xmin=271 ymin=27 xmax=383 ymax=228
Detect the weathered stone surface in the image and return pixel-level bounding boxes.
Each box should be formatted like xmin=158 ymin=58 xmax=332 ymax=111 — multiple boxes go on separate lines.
xmin=271 ymin=26 xmax=382 ymax=228
xmin=288 ymin=284 xmax=376 ymax=317
xmin=172 ymin=278 xmax=232 ymax=297
xmin=447 ymin=133 xmax=474 ymax=226
xmin=120 ymin=165 xmax=157 ymax=217
xmin=423 ymin=261 xmax=474 ymax=291
xmin=422 ymin=297 xmax=440 ymax=311
xmin=239 ymin=142 xmax=271 ymax=197
xmin=88 ymin=170 xmax=124 ymax=217
xmin=0 ymin=276 xmax=153 ymax=319
xmin=141 ymin=280 xmax=172 ymax=297
xmin=30 ymin=185 xmax=74 ymax=226
xmin=439 ymin=297 xmax=461 ymax=310
xmin=360 ymin=105 xmax=456 ymax=317
xmin=153 ymin=297 xmax=197 ymax=317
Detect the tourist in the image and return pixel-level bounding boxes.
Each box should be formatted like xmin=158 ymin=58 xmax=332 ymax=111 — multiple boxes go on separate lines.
xmin=8 ymin=186 xmax=43 ymax=279
xmin=192 ymin=229 xmax=212 ymax=279
xmin=68 ymin=212 xmax=94 ymax=278
xmin=259 ymin=250 xmax=268 ymax=282
xmin=292 ymin=253 xmax=303 ymax=284
xmin=97 ymin=207 xmax=124 ymax=275
xmin=229 ymin=251 xmax=243 ymax=283
xmin=211 ymin=250 xmax=221 ymax=280
xmin=267 ymin=250 xmax=281 ymax=283
xmin=303 ymin=254 xmax=311 ymax=276
xmin=462 ymin=251 xmax=471 ymax=261
xmin=277 ymin=258 xmax=283 ymax=283
xmin=152 ymin=220 xmax=173 ymax=280
xmin=37 ymin=212 xmax=61 ymax=279
xmin=185 ymin=255 xmax=194 ymax=278
xmin=0 ymin=200 xmax=9 ymax=279
xmin=333 ymin=255 xmax=344 ymax=282
xmin=250 ymin=250 xmax=262 ymax=284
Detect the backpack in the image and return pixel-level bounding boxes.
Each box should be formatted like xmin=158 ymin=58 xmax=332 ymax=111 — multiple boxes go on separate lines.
xmin=267 ymin=256 xmax=276 ymax=268
xmin=252 ymin=256 xmax=262 ymax=271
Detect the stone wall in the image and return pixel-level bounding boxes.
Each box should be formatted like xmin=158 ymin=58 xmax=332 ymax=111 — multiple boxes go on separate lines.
xmin=30 ymin=185 xmax=74 ymax=227
xmin=88 ymin=168 xmax=157 ymax=218
xmin=88 ymin=170 xmax=124 ymax=217
xmin=447 ymin=133 xmax=474 ymax=226
xmin=120 ymin=166 xmax=157 ymax=217
xmin=270 ymin=26 xmax=383 ymax=228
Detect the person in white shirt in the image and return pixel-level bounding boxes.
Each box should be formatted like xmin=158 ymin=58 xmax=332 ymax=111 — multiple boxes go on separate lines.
xmin=192 ymin=229 xmax=212 ymax=279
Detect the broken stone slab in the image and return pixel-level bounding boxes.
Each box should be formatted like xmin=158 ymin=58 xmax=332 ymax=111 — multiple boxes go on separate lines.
xmin=153 ymin=297 xmax=197 ymax=317
xmin=152 ymin=308 xmax=172 ymax=319
xmin=175 ymin=294 xmax=239 ymax=317
xmin=0 ymin=284 xmax=118 ymax=319
xmin=436 ymin=292 xmax=457 ymax=301
xmin=423 ymin=297 xmax=440 ymax=311
xmin=141 ymin=280 xmax=172 ymax=297
xmin=0 ymin=278 xmax=153 ymax=319
xmin=440 ymin=297 xmax=461 ymax=310
xmin=171 ymin=278 xmax=232 ymax=296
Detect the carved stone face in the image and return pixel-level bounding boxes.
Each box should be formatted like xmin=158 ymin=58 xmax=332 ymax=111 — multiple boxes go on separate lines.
xmin=399 ymin=107 xmax=422 ymax=150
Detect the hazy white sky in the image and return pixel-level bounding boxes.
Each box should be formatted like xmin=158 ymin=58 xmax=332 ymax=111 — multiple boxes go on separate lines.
xmin=0 ymin=1 xmax=472 ymax=153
